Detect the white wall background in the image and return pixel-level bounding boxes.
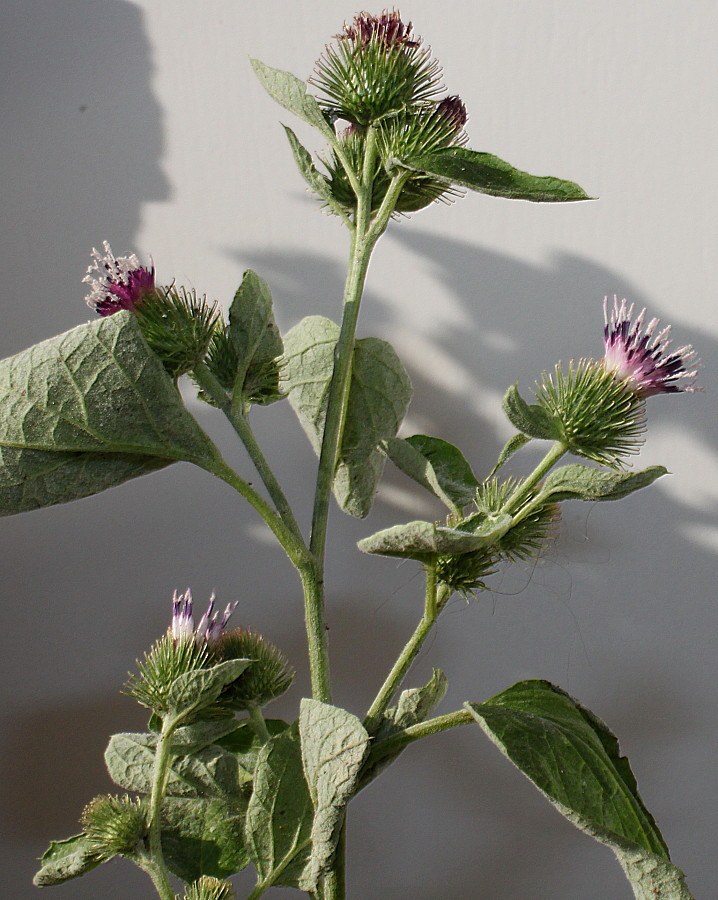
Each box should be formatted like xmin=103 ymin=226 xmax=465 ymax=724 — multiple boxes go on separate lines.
xmin=1 ymin=2 xmax=717 ymax=898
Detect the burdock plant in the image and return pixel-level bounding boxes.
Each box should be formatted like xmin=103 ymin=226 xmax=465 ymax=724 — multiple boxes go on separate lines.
xmin=0 ymin=9 xmax=700 ymax=900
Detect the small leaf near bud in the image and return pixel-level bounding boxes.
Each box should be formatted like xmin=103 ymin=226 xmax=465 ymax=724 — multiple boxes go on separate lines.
xmin=81 ymin=795 xmax=146 ymax=862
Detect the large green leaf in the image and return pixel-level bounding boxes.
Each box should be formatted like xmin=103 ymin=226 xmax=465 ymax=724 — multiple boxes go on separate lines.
xmin=33 ymin=833 xmax=102 ymax=886
xmin=104 ymin=732 xmax=246 ymax=797
xmin=245 ymin=724 xmax=314 ymax=891
xmin=467 ymin=681 xmax=693 ymax=899
xmin=298 ymin=700 xmax=369 ymax=890
xmin=162 ymin=796 xmax=250 ymax=882
xmin=282 ymin=316 xmax=412 ymax=517
xmin=535 ymin=464 xmax=667 ymax=504
xmin=228 ymin=270 xmax=284 ymax=406
xmin=217 ymin=718 xmax=290 ymax=775
xmin=383 ymin=434 xmax=479 ymax=510
xmin=250 ymin=59 xmax=335 ymax=140
xmin=0 ymin=312 xmax=221 ymax=514
xmin=404 ymin=147 xmax=591 ymax=202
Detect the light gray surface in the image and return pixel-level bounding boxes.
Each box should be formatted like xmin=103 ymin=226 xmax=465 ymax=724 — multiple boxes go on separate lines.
xmin=1 ymin=2 xmax=716 ymax=897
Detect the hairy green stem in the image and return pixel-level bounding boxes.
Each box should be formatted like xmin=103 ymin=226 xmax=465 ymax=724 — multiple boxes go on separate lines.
xmin=322 ymin=820 xmax=346 ymax=900
xmin=500 ymin=440 xmax=567 ymax=515
xmin=146 ymin=716 xmax=180 ymax=900
xmin=202 ymin=456 xmax=311 ymax=573
xmin=247 ymin=702 xmax=271 ymax=743
xmin=193 ymin=362 xmax=306 ymax=544
xmin=366 ymin=709 xmax=475 ymax=770
xmin=364 ymin=567 xmax=441 ymax=733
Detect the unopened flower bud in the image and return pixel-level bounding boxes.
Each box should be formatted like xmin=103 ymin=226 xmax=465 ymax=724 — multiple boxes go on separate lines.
xmin=216 ymin=627 xmax=294 ymax=710
xmin=81 ymin=795 xmax=146 ymax=861
xmin=184 ymin=876 xmax=235 ymax=900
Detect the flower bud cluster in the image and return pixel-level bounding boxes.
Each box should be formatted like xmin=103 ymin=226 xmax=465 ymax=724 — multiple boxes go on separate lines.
xmin=315 ymin=11 xmax=470 ymax=214
xmin=127 ymin=591 xmax=292 ymax=716
xmin=436 ymin=479 xmax=558 ymax=597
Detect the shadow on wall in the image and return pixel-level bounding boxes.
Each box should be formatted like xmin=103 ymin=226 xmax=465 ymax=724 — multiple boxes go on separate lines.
xmin=0 ymin=2 xmax=169 ymax=897
xmin=0 ymin=0 xmax=170 ymax=355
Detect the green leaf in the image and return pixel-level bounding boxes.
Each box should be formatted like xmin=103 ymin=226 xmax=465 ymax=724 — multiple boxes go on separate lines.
xmin=502 ymin=384 xmax=560 ymax=440
xmin=298 ymin=700 xmax=370 ymax=890
xmin=383 ymin=435 xmax=479 ymax=510
xmin=536 ymin=464 xmax=668 ymax=504
xmin=162 ymin=797 xmax=250 ymax=882
xmin=217 ymin=719 xmax=290 ymax=775
xmin=167 ymin=658 xmax=252 ymax=718
xmin=404 ymin=147 xmax=592 ymax=202
xmin=467 ymin=681 xmax=694 ymax=900
xmin=0 ymin=313 xmax=221 ymax=515
xmin=362 ymin=669 xmax=448 ymax=784
xmin=228 ymin=270 xmax=284 ymax=406
xmin=387 ymin=668 xmax=448 ymax=731
xmin=282 ymin=316 xmax=412 ymax=517
xmin=489 ymin=432 xmax=531 ymax=477
xmin=358 ymin=515 xmax=511 ymax=561
xmin=245 ymin=724 xmax=314 ymax=891
xmin=104 ymin=732 xmax=247 ymax=797
xmin=250 ymin=59 xmax=334 ymax=140
xmin=33 ymin=833 xmax=102 ymax=886
xmin=171 ymin=717 xmax=243 ymax=755
xmin=283 ymin=126 xmax=335 ymax=206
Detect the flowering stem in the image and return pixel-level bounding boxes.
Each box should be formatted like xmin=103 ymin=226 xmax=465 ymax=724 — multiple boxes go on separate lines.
xmin=306 ymin=133 xmax=409 ymax=709
xmin=363 ymin=567 xmax=444 ymax=733
xmin=146 ymin=715 xmax=181 ymax=900
xmin=247 ymin=701 xmax=271 ymax=743
xmin=193 ymin=362 xmax=305 ymax=544
xmin=500 ymin=439 xmax=568 ymax=516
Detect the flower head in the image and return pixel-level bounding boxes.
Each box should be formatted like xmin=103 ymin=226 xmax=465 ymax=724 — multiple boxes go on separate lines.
xmin=339 ymin=9 xmax=419 ymax=48
xmin=603 ymin=296 xmax=700 ymax=397
xmin=171 ymin=589 xmax=237 ymax=647
xmin=313 ymin=9 xmax=442 ymax=126
xmin=83 ymin=241 xmax=156 ymax=316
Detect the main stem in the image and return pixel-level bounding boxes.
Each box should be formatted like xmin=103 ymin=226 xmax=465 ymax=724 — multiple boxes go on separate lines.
xmin=305 ymin=128 xmax=381 ymax=706
xmin=364 ymin=567 xmax=442 ymax=733
xmin=146 ymin=717 xmax=179 ymax=900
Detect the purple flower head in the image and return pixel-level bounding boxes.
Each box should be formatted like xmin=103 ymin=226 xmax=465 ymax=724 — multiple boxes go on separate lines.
xmin=340 ymin=9 xmax=419 ymax=48
xmin=84 ymin=241 xmax=156 ymax=316
xmin=435 ymin=95 xmax=468 ymax=133
xmin=171 ymin=589 xmax=237 ymax=647
xmin=602 ymin=296 xmax=700 ymax=397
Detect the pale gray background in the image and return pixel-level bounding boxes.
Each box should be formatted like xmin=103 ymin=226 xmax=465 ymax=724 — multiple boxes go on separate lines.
xmin=1 ymin=2 xmax=717 ymax=897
